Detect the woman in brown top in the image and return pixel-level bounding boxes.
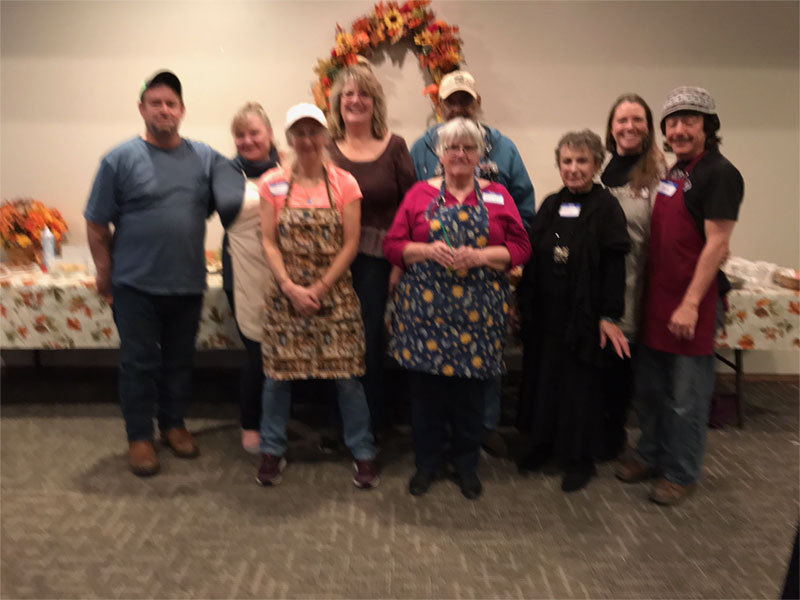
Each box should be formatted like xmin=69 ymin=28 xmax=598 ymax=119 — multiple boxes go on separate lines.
xmin=327 ymin=64 xmax=417 ymax=434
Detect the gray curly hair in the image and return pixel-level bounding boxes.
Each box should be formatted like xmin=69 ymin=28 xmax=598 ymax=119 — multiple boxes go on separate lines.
xmin=555 ymin=129 xmax=605 ymax=166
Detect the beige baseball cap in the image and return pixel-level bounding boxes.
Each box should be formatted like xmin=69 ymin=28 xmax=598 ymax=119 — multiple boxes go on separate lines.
xmin=438 ymin=70 xmax=478 ymax=100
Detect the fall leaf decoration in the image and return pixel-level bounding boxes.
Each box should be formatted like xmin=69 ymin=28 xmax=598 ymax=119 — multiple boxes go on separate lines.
xmin=0 ymin=198 xmax=67 ymax=250
xmin=312 ymin=0 xmax=463 ymax=118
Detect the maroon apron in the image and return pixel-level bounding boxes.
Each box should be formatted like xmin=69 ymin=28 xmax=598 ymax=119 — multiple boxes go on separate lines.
xmin=642 ymin=152 xmax=717 ymax=355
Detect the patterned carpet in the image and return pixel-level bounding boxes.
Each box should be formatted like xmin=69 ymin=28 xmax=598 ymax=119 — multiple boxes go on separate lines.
xmin=1 ymin=369 xmax=797 ymax=599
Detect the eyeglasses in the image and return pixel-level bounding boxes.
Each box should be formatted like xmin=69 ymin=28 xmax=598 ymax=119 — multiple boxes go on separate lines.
xmin=444 ymin=144 xmax=479 ymax=155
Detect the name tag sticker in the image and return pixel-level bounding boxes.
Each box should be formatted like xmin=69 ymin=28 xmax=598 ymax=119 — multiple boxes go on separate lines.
xmin=483 ymin=192 xmax=504 ymax=205
xmin=559 ymin=203 xmax=581 ymax=218
xmin=269 ymin=181 xmax=289 ymax=196
xmin=657 ymin=180 xmax=678 ymax=197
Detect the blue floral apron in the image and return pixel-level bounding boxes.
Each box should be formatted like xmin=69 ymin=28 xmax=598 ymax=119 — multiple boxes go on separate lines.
xmin=390 ymin=180 xmax=509 ymax=379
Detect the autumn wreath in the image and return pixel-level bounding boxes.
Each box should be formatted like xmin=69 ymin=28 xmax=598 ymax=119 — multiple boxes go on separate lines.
xmin=312 ymin=0 xmax=464 ymax=116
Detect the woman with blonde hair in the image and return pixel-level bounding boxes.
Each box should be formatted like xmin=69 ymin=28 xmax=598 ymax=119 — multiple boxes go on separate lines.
xmin=327 ymin=64 xmax=417 ymax=436
xmin=220 ymin=102 xmax=279 ymax=453
xmin=256 ymin=103 xmax=378 ymax=489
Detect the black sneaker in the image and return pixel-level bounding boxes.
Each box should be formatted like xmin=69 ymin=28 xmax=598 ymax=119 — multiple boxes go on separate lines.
xmin=409 ymin=470 xmax=435 ymax=496
xmin=455 ymin=472 xmax=482 ymax=500
xmin=561 ymin=462 xmax=596 ymax=492
xmin=518 ymin=447 xmax=551 ymax=474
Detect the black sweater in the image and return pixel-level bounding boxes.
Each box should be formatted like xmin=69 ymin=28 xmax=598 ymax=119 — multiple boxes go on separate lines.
xmin=518 ymin=184 xmax=630 ymax=366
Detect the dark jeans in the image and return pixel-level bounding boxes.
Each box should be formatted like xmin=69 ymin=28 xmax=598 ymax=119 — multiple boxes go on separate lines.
xmin=350 ymin=253 xmax=392 ymax=431
xmin=408 ymin=371 xmax=486 ymax=477
xmin=225 ymin=289 xmax=263 ymax=431
xmin=112 ymin=284 xmax=203 ymax=442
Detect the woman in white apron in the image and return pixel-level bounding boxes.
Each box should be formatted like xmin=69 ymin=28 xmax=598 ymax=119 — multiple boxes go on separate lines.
xmin=219 ymin=102 xmax=279 ymax=454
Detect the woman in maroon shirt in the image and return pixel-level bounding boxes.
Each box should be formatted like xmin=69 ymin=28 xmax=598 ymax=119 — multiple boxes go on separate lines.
xmin=327 ymin=64 xmax=417 ymax=436
xmin=383 ymin=117 xmax=530 ymax=499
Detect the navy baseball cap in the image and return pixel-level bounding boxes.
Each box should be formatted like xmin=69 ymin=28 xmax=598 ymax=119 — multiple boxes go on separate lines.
xmin=140 ymin=70 xmax=182 ymax=101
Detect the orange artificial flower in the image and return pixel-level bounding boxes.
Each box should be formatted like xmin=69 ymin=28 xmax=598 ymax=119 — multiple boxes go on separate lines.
xmin=352 ymin=16 xmax=371 ymax=33
xmin=0 ymin=198 xmax=68 ymax=249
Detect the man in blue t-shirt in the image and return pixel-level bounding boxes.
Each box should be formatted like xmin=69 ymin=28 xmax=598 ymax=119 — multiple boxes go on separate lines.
xmin=85 ymin=70 xmax=243 ymax=476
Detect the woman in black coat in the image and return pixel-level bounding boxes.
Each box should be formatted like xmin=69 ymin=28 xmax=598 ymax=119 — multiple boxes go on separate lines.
xmin=517 ymin=129 xmax=631 ymax=492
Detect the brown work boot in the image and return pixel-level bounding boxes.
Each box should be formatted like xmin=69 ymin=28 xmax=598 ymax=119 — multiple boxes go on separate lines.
xmin=160 ymin=428 xmax=200 ymax=458
xmin=615 ymin=457 xmax=659 ymax=483
xmin=649 ymin=478 xmax=696 ymax=506
xmin=482 ymin=429 xmax=509 ymax=458
xmin=129 ymin=441 xmax=159 ymax=477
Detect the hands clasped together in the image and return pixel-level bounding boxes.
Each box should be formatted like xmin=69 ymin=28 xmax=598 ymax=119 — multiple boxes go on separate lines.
xmin=281 ymin=279 xmax=330 ymax=318
xmin=426 ymin=240 xmax=485 ymax=271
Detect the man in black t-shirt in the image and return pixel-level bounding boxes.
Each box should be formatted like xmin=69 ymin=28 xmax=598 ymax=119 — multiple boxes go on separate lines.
xmin=616 ymin=87 xmax=744 ymax=506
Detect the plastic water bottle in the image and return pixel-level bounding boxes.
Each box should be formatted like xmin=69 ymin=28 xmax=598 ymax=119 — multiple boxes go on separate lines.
xmin=41 ymin=225 xmax=56 ymax=272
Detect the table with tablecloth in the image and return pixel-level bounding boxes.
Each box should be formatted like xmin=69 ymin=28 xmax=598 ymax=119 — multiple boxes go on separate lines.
xmin=2 ymin=269 xmax=797 ymax=357
xmin=0 ymin=270 xmax=242 ymax=350
xmin=713 ymin=282 xmax=799 ymax=426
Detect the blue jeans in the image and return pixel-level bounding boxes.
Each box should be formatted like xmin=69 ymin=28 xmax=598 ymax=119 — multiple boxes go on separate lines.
xmin=260 ymin=376 xmax=376 ymax=460
xmin=633 ymin=345 xmax=716 ymax=486
xmin=112 ymin=285 xmax=204 ymax=442
xmin=483 ymin=375 xmax=502 ymax=430
xmin=350 ymin=253 xmax=392 ymax=431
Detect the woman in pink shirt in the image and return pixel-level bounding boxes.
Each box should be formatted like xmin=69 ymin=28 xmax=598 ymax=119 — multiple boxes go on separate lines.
xmin=256 ymin=103 xmax=378 ymax=490
xmin=383 ymin=117 xmax=530 ymax=499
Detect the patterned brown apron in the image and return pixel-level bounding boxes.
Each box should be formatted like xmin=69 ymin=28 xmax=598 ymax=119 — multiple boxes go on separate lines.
xmin=262 ymin=168 xmax=366 ymax=380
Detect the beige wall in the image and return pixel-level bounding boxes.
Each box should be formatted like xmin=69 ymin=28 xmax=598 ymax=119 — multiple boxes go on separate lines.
xmin=1 ymin=1 xmax=798 ymax=373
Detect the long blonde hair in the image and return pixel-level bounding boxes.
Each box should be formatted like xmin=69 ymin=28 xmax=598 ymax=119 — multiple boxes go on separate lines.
xmin=326 ymin=64 xmax=388 ymax=141
xmin=230 ymin=101 xmax=272 ymax=134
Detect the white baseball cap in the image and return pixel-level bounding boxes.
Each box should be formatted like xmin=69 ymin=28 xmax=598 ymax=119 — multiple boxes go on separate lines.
xmin=438 ymin=71 xmax=478 ymax=100
xmin=284 ymin=103 xmax=327 ymax=131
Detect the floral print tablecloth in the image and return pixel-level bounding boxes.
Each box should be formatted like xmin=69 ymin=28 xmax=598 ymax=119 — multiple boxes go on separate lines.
xmin=0 ymin=270 xmax=242 ymax=350
xmin=717 ymin=284 xmax=800 ymax=351
xmin=1 ymin=270 xmax=797 ymax=352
